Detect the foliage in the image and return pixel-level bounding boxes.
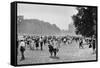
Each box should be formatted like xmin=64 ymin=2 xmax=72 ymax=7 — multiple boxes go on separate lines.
xmin=72 ymin=7 xmax=97 ymax=37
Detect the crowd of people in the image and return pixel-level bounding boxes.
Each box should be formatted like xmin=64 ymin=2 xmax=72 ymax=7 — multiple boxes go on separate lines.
xmin=17 ymin=34 xmax=96 ymax=61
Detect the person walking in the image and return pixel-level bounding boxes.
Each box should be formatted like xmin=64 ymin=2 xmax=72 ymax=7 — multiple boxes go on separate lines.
xmin=40 ymin=37 xmax=43 ymax=50
xmin=79 ymin=39 xmax=83 ymax=48
xmin=19 ymin=40 xmax=26 ymax=61
xmin=92 ymin=35 xmax=96 ymax=54
xmin=35 ymin=38 xmax=39 ymax=50
xmin=48 ymin=41 xmax=54 ymax=57
xmin=53 ymin=40 xmax=59 ymax=57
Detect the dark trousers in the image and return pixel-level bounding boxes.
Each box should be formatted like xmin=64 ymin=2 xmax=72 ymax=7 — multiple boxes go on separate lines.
xmin=49 ymin=48 xmax=58 ymax=57
xmin=21 ymin=51 xmax=25 ymax=60
xmin=40 ymin=42 xmax=43 ymax=50
xmin=54 ymin=49 xmax=57 ymax=57
xmin=20 ymin=46 xmax=25 ymax=61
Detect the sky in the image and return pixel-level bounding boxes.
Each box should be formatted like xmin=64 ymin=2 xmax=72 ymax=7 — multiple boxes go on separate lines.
xmin=17 ymin=3 xmax=78 ymax=30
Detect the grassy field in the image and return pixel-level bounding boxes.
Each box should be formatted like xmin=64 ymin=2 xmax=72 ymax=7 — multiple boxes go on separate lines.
xmin=17 ymin=41 xmax=96 ymax=65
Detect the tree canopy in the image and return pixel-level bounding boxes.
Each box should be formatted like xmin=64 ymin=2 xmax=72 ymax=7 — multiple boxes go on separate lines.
xmin=72 ymin=6 xmax=97 ymax=37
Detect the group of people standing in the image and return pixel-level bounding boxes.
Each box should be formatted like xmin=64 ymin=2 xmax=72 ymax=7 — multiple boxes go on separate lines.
xmin=17 ymin=34 xmax=96 ymax=61
xmin=79 ymin=35 xmax=96 ymax=54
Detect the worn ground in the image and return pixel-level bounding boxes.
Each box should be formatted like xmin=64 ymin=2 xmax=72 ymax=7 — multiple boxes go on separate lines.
xmin=17 ymin=41 xmax=96 ymax=65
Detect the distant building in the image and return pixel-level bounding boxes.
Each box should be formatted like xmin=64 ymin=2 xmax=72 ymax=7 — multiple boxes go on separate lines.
xmin=68 ymin=23 xmax=75 ymax=34
xmin=60 ymin=23 xmax=76 ymax=36
xmin=17 ymin=16 xmax=24 ymax=24
xmin=67 ymin=23 xmax=82 ymax=37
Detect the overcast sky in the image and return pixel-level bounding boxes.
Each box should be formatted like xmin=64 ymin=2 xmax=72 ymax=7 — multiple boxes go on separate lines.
xmin=18 ymin=3 xmax=78 ymax=30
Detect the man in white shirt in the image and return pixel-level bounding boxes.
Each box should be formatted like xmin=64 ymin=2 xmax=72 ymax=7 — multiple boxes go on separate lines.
xmin=19 ymin=40 xmax=26 ymax=61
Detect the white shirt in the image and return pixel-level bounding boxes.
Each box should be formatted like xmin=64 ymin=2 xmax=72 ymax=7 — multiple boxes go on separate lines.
xmin=53 ymin=41 xmax=58 ymax=49
xmin=64 ymin=38 xmax=66 ymax=41
xmin=19 ymin=41 xmax=25 ymax=47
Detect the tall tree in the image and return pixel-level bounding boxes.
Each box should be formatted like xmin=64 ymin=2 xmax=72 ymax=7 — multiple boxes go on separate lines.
xmin=72 ymin=7 xmax=97 ymax=37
